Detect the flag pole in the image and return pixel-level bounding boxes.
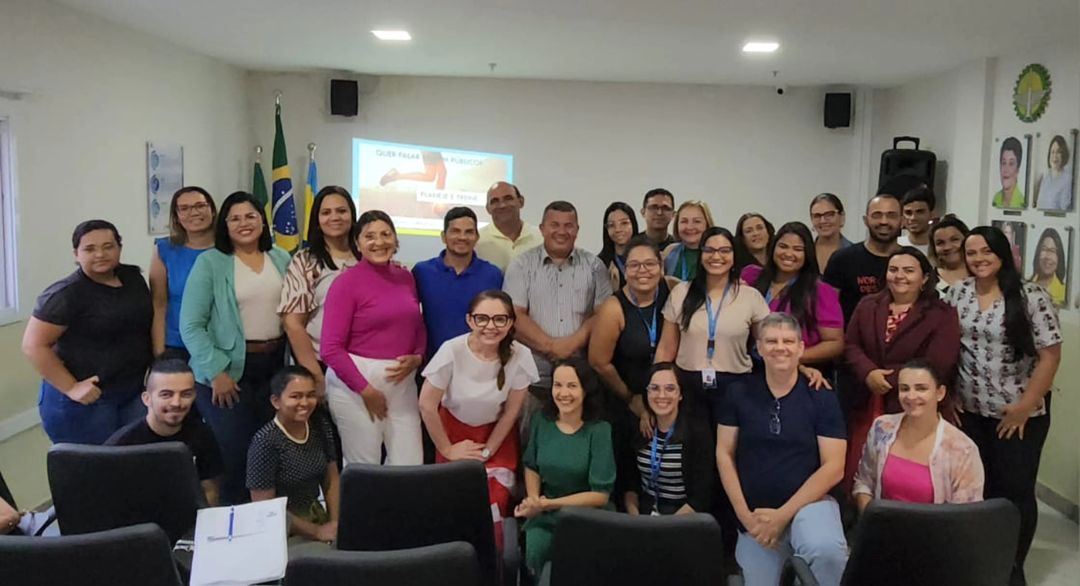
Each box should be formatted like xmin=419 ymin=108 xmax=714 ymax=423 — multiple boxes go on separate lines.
xmin=308 ymin=142 xmax=316 ymax=162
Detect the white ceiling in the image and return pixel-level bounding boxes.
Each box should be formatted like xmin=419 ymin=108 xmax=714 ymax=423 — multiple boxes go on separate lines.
xmin=55 ymin=0 xmax=1078 ymax=87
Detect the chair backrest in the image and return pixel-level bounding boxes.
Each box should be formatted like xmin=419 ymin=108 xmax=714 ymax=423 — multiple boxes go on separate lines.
xmin=47 ymin=442 xmax=202 ymax=544
xmin=0 ymin=522 xmax=182 ymax=586
xmin=548 ymin=508 xmax=726 ymax=586
xmin=337 ymin=461 xmax=497 ymax=586
xmin=0 ymin=467 xmax=15 ymax=509
xmin=843 ymin=498 xmax=1020 ymax=586
xmin=285 ymin=541 xmax=482 ymax=586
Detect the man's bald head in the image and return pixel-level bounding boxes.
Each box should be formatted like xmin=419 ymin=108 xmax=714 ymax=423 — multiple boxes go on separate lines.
xmin=486 ymin=181 xmax=525 ymax=224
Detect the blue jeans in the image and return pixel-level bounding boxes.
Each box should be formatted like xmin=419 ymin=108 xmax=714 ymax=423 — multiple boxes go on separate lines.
xmin=735 ymin=497 xmax=848 ymax=586
xmin=38 ymin=380 xmax=145 ymax=445
xmin=195 ymin=349 xmax=283 ymax=505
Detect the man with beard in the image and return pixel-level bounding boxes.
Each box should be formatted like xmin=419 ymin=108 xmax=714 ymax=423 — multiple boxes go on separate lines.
xmin=107 ymin=358 xmax=223 ymax=505
xmin=823 ymin=191 xmax=902 ymax=325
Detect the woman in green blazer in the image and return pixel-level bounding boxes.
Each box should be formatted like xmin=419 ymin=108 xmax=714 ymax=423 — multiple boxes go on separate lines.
xmin=181 ymin=191 xmax=290 ymax=504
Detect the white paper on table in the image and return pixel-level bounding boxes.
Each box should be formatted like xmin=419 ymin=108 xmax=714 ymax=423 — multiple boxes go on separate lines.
xmin=189 ymin=497 xmax=288 ymax=586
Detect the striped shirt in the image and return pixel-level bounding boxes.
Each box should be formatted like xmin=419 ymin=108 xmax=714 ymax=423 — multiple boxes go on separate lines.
xmin=277 ymin=248 xmax=359 ymax=353
xmin=503 ymin=246 xmax=612 ymax=385
xmin=635 ymin=440 xmax=687 ymax=510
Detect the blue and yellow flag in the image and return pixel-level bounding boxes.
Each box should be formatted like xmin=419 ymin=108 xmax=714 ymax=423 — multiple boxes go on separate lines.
xmin=271 ymin=102 xmax=300 ymax=252
xmin=302 ymin=154 xmax=317 ymax=243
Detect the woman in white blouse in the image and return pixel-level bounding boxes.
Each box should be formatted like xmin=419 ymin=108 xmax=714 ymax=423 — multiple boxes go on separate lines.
xmin=945 ymin=225 xmax=1062 ymax=586
xmin=419 ymin=289 xmax=538 ymax=549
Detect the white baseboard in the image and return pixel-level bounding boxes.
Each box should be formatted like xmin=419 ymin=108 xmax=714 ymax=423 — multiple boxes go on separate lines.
xmin=0 ymin=406 xmax=40 ymax=442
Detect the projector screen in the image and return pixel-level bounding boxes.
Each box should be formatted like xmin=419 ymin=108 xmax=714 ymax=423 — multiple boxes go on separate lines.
xmin=352 ymin=138 xmax=514 ymax=236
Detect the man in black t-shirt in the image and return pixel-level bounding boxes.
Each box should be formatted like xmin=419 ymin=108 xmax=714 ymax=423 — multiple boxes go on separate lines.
xmin=823 ymin=191 xmax=902 ymax=325
xmin=107 ymin=358 xmax=223 ymax=506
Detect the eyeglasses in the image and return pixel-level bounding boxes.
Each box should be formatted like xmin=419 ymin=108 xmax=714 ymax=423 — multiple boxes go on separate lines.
xmin=810 ymin=210 xmax=839 ymax=222
xmin=626 ymin=259 xmax=660 ymax=272
xmin=226 ymin=212 xmax=262 ymax=226
xmin=646 ymin=384 xmax=679 ymax=395
xmin=605 ymin=220 xmax=633 ymax=230
xmin=645 ymin=205 xmax=674 ymax=215
xmin=770 ymin=399 xmax=781 ymax=435
xmin=177 ymin=202 xmax=211 ymax=215
xmin=470 ymin=313 xmax=512 ymax=328
xmin=701 ymin=246 xmax=733 ymax=256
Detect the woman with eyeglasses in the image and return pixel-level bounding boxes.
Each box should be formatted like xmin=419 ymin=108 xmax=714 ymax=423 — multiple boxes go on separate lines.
xmin=150 ymin=186 xmax=217 ymax=359
xmin=661 ymin=200 xmax=714 ymax=281
xmin=624 ymin=363 xmax=713 ymax=516
xmin=853 ymin=360 xmax=983 ymax=512
xmin=278 ymin=186 xmax=361 ymax=395
xmin=24 ymin=220 xmax=152 ymax=445
xmin=180 ymin=191 xmax=291 ymax=504
xmin=809 ymin=193 xmax=853 ymax=274
xmin=929 ymin=215 xmax=970 ymax=295
xmin=419 ymin=290 xmax=537 ymax=549
xmin=321 ymin=211 xmax=426 ymax=466
xmin=657 ymin=227 xmax=771 ymax=425
xmin=589 ymin=235 xmax=677 ymax=503
xmin=945 ymin=226 xmax=1061 ymax=585
xmin=598 ymin=202 xmax=640 ymax=291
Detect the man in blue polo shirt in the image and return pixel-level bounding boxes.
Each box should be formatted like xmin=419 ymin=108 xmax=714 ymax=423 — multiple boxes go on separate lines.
xmin=413 ymin=206 xmax=504 ymax=358
xmin=716 ymin=313 xmax=848 ymax=586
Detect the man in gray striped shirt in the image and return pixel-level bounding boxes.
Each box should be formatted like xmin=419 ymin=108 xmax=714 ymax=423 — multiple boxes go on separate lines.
xmin=504 ymin=201 xmax=612 ymax=437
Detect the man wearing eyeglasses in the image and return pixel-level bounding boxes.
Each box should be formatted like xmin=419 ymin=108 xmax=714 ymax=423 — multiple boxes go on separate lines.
xmin=716 ymin=313 xmax=847 ymax=586
xmin=413 ymin=207 xmax=504 ymax=359
xmin=640 ymin=188 xmax=677 ymax=249
xmin=822 ymin=190 xmax=902 ymax=325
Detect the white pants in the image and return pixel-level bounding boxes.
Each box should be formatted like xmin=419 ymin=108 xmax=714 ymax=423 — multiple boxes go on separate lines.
xmin=325 ymin=355 xmax=422 ymax=466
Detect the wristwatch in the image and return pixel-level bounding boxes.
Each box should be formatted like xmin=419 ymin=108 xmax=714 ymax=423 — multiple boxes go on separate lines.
xmin=481 ymin=447 xmax=492 ymax=461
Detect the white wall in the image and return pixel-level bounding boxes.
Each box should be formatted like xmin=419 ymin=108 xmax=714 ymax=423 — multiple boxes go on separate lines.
xmin=0 ymin=0 xmax=250 ymax=506
xmin=870 ymin=59 xmax=994 ymax=223
xmin=247 ymin=72 xmax=868 ymax=264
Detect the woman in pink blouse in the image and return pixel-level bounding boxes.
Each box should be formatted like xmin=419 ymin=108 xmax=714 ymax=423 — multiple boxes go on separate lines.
xmin=741 ymin=221 xmax=843 ymax=380
xmin=853 ymin=360 xmax=984 ymax=510
xmin=320 ymin=211 xmax=426 ymax=465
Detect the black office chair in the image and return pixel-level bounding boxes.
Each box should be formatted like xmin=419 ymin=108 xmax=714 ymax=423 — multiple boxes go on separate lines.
xmin=337 ymin=461 xmax=519 ymax=586
xmin=0 ymin=522 xmax=182 ymax=586
xmin=285 ymin=541 xmax=483 ymax=586
xmin=47 ymin=442 xmax=202 ymax=544
xmin=781 ymin=498 xmax=1020 ymax=586
xmin=540 ymin=507 xmax=741 ymax=586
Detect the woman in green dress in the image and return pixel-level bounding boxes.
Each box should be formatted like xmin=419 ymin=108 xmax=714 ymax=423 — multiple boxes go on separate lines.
xmin=515 ymin=357 xmax=616 ymax=576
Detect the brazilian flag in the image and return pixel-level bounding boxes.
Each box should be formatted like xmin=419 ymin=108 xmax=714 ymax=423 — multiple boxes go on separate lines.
xmin=271 ymin=101 xmax=300 ymax=251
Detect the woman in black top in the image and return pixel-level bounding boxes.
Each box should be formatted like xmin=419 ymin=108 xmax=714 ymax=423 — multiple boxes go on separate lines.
xmin=22 ymin=220 xmax=152 ymax=445
xmin=248 ymin=366 xmax=339 ymax=544
xmin=625 ymin=362 xmax=713 ymax=515
xmin=590 ymin=235 xmax=675 ymax=500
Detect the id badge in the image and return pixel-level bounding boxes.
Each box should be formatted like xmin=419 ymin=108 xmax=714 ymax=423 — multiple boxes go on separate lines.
xmin=702 ymin=368 xmax=717 ymax=389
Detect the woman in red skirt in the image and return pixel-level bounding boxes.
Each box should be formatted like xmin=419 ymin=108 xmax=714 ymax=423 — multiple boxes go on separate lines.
xmin=419 ymin=289 xmax=539 ymax=549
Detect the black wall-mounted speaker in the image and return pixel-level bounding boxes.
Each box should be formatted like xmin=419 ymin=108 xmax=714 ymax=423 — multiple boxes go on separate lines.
xmin=824 ymin=92 xmax=852 ymax=128
xmin=330 ymin=79 xmax=358 ymax=116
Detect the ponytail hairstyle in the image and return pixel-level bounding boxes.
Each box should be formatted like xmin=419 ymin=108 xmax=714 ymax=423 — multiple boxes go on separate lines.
xmin=468 ymin=289 xmax=518 ymax=390
xmin=966 ymin=226 xmax=1037 ymax=358
xmin=680 ymin=227 xmax=740 ymax=331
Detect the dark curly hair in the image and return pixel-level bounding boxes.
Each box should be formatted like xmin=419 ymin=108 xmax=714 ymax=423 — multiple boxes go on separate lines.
xmin=540 ymin=357 xmax=605 ymax=422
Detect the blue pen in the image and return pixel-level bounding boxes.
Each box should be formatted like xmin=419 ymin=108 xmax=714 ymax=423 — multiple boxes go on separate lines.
xmin=227 ymin=506 xmax=235 ymax=542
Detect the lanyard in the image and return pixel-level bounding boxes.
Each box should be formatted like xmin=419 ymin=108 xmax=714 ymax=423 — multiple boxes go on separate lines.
xmin=628 ymin=289 xmax=659 ymax=348
xmin=764 ymin=277 xmax=797 ymax=305
xmin=649 ymin=424 xmax=676 ymax=502
xmin=613 ymin=255 xmax=626 ymax=279
xmin=705 ymin=283 xmax=733 ymax=360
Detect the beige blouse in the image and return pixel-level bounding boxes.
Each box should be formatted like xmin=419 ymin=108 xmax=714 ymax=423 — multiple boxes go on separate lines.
xmin=661 ymin=281 xmax=770 ymax=373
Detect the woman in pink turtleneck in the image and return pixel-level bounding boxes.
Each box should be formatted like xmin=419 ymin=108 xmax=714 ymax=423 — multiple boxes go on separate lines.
xmin=321 ymin=211 xmax=426 ymax=465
